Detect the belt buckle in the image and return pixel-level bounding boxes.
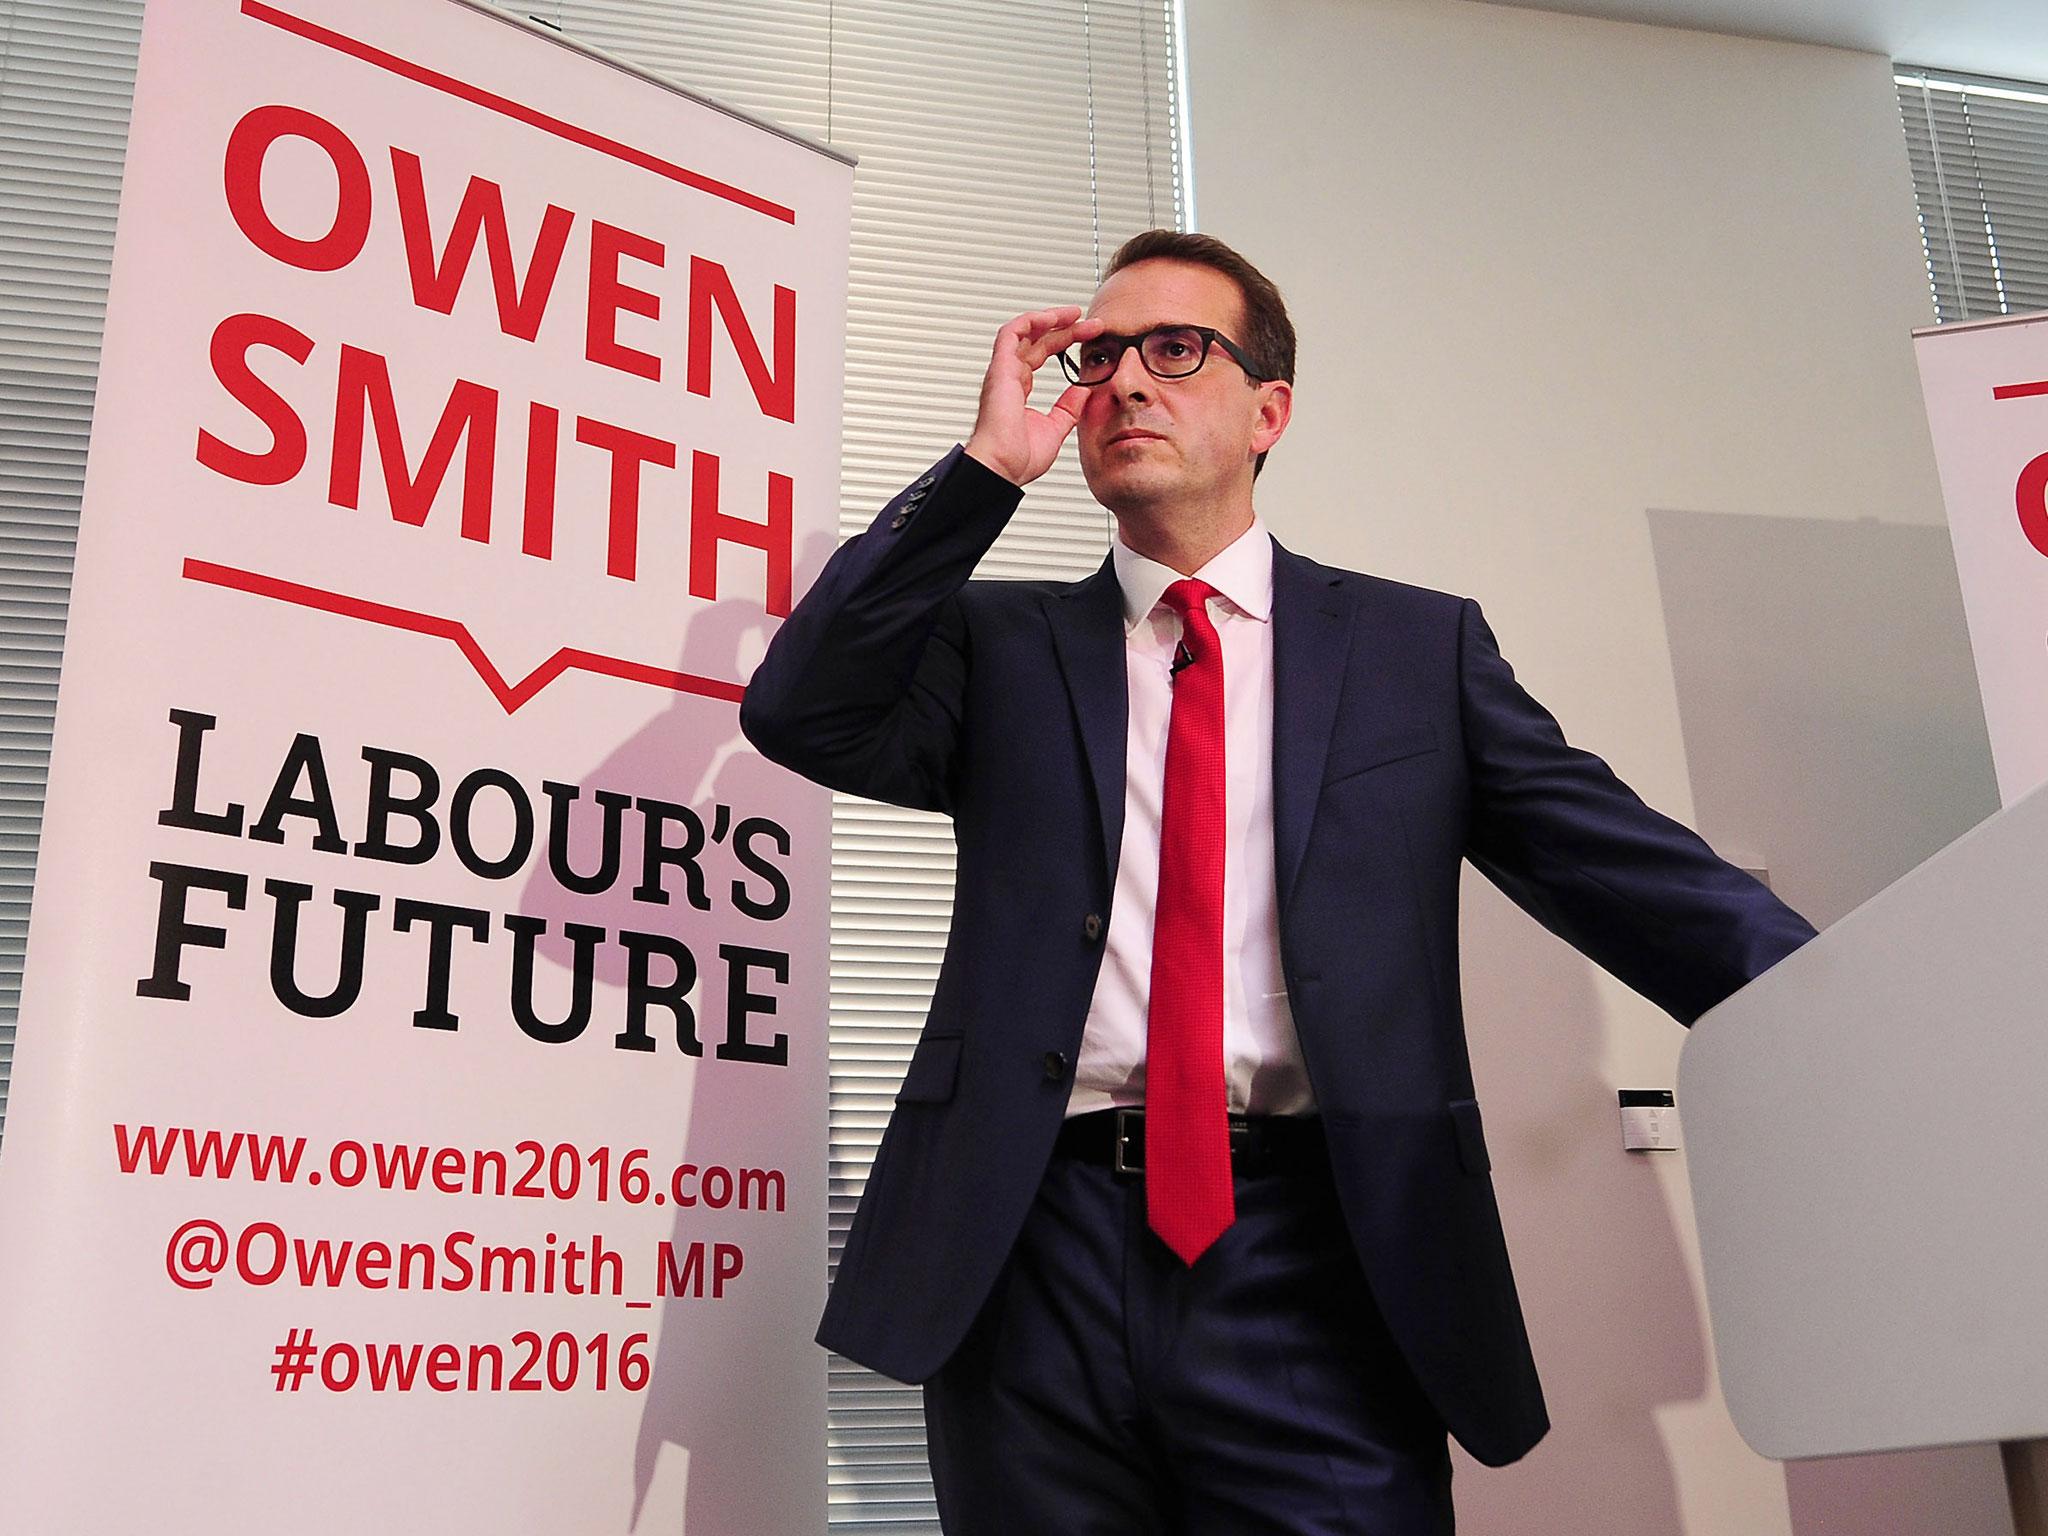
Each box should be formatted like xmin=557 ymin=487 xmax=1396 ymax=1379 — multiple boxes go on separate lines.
xmin=1112 ymin=1108 xmax=1144 ymax=1176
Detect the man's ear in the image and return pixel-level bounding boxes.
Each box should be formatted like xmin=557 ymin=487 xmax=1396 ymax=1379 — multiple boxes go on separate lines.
xmin=1251 ymin=379 xmax=1292 ymax=457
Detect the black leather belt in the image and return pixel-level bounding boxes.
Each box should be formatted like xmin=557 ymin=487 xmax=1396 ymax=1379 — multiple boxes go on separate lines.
xmin=1054 ymin=1108 xmax=1327 ymax=1178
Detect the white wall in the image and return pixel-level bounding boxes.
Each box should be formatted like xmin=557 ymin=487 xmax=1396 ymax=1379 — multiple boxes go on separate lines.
xmin=1186 ymin=1 xmax=2012 ymax=1531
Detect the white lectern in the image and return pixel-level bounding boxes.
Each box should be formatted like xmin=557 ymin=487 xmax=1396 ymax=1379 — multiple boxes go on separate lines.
xmin=1680 ymin=781 xmax=2048 ymax=1532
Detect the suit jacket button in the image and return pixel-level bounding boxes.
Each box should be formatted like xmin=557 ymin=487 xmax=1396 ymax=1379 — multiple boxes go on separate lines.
xmin=1082 ymin=913 xmax=1103 ymax=941
xmin=1042 ymin=1051 xmax=1068 ymax=1082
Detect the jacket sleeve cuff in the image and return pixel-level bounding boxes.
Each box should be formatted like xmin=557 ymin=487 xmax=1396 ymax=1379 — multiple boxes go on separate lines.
xmin=863 ymin=444 xmax=1025 ymax=540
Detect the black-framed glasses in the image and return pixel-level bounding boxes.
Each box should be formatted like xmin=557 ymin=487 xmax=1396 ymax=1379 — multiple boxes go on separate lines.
xmin=1057 ymin=324 xmax=1271 ymax=386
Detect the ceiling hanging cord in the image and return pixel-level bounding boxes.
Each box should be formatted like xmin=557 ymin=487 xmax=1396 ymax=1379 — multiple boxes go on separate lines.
xmin=1139 ymin=1 xmax=1157 ymax=231
xmin=1081 ymin=0 xmax=1114 ymax=545
xmin=1919 ymin=78 xmax=1971 ymax=321
xmin=1956 ymin=92 xmax=2012 ymax=314
xmin=1084 ymin=0 xmax=1100 ymax=280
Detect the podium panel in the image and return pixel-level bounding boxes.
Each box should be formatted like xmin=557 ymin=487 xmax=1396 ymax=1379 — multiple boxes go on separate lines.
xmin=1680 ymin=783 xmax=2048 ymax=1459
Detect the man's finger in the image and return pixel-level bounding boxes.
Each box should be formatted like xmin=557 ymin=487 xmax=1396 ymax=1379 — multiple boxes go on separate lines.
xmin=1011 ymin=305 xmax=1083 ymax=345
xmin=1022 ymin=316 xmax=1107 ymax=371
xmin=990 ymin=306 xmax=1080 ymax=367
xmin=990 ymin=314 xmax=1028 ymax=360
xmin=1043 ymin=383 xmax=1091 ymax=437
xmin=1028 ymin=304 xmax=1084 ymax=332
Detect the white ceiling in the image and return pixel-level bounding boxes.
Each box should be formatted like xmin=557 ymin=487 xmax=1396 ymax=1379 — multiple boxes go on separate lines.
xmin=1474 ymin=0 xmax=2048 ymax=85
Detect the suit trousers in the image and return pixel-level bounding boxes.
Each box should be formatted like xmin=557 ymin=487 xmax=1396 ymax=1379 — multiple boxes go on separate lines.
xmin=921 ymin=1133 xmax=1457 ymax=1535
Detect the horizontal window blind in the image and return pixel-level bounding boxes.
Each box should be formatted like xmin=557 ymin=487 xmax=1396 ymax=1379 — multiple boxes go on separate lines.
xmin=1897 ymin=66 xmax=2048 ymax=322
xmin=0 ymin=2 xmax=1185 ymax=1531
xmin=0 ymin=0 xmax=144 ymax=1143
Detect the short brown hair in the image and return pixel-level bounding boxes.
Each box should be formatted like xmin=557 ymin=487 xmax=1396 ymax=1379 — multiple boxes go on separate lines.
xmin=1102 ymin=229 xmax=1295 ymax=476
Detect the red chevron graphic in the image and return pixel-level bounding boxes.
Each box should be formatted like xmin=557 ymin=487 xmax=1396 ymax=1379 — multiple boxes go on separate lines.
xmin=183 ymin=558 xmax=743 ymax=715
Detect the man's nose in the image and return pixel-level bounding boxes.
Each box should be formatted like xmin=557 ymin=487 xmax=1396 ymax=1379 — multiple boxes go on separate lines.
xmin=1106 ymin=344 xmax=1152 ymax=403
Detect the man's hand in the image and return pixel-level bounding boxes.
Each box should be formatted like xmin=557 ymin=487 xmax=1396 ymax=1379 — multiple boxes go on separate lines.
xmin=962 ymin=306 xmax=1106 ymax=487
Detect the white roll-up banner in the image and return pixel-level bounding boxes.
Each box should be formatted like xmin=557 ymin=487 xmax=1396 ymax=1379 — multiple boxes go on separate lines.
xmin=1914 ymin=311 xmax=2048 ymax=808
xmin=0 ymin=1 xmax=851 ymax=1530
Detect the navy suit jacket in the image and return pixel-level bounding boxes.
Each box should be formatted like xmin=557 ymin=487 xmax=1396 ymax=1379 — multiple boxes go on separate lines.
xmin=739 ymin=445 xmax=1816 ymax=1467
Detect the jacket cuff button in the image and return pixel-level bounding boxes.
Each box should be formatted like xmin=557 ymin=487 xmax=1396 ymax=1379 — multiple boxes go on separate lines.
xmin=1082 ymin=913 xmax=1103 ymax=941
xmin=1042 ymin=1051 xmax=1068 ymax=1082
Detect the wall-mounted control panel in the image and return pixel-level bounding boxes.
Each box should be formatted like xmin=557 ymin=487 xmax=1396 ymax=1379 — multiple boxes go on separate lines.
xmin=1620 ymin=1089 xmax=1679 ymax=1151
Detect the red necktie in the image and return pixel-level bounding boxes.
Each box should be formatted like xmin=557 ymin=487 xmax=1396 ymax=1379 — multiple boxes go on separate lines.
xmin=1146 ymin=578 xmax=1234 ymax=1265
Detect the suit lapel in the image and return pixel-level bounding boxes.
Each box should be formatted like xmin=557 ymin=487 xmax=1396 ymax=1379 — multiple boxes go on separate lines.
xmin=1042 ymin=557 xmax=1129 ymax=882
xmin=1271 ymin=539 xmax=1350 ymax=910
xmin=1043 ymin=541 xmax=1354 ymax=902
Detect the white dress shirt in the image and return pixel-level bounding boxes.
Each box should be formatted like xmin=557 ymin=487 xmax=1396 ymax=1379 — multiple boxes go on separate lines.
xmin=1066 ymin=516 xmax=1317 ymax=1119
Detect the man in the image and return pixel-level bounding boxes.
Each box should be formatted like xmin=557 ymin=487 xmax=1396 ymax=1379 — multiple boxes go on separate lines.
xmin=740 ymin=230 xmax=1815 ymax=1533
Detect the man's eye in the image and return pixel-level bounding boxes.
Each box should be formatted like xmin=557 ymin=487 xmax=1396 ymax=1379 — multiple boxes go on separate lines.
xmin=1080 ymin=346 xmax=1114 ymax=368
